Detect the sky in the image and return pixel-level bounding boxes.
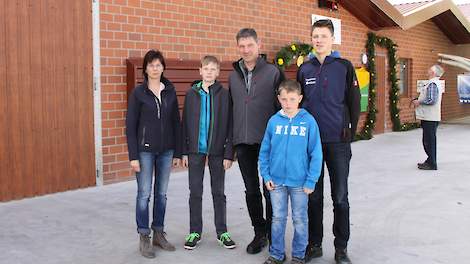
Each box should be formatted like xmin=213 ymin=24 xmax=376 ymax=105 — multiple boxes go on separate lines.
xmin=388 ymin=0 xmax=470 ymax=4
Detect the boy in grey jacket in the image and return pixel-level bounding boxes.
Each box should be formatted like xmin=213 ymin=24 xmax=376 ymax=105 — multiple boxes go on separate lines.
xmin=182 ymin=55 xmax=235 ymax=250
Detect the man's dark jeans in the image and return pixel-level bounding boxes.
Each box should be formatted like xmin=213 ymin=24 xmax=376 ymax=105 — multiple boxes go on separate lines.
xmin=236 ymin=144 xmax=272 ymax=237
xmin=308 ymin=142 xmax=351 ymax=250
xmin=421 ymin=120 xmax=439 ymax=168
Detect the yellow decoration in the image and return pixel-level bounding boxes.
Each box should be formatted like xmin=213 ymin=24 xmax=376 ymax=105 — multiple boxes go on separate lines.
xmin=355 ymin=67 xmax=370 ymax=112
xmin=291 ymin=44 xmax=296 ymax=51
xmin=296 ymin=56 xmax=304 ymax=67
xmin=277 ymin=58 xmax=284 ymax=65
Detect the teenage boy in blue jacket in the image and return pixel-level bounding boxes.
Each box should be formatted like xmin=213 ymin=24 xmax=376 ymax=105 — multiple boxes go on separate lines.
xmin=181 ymin=55 xmax=236 ymax=250
xmin=259 ymin=80 xmax=322 ymax=264
xmin=297 ymin=19 xmax=360 ymax=264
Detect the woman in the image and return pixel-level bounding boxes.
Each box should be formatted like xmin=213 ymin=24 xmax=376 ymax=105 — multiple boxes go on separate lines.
xmin=126 ymin=49 xmax=181 ymax=258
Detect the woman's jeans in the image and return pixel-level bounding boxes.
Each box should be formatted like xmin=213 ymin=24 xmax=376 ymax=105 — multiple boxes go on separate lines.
xmin=269 ymin=185 xmax=308 ymax=260
xmin=135 ymin=150 xmax=173 ymax=235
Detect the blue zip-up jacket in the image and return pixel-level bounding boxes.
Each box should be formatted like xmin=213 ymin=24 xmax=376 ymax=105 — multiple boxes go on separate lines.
xmin=196 ymin=82 xmax=211 ymax=153
xmin=258 ymin=109 xmax=322 ymax=190
xmin=297 ymin=51 xmax=361 ymax=143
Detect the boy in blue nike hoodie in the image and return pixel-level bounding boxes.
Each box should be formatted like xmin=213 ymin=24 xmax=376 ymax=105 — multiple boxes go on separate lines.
xmin=259 ymin=80 xmax=322 ymax=264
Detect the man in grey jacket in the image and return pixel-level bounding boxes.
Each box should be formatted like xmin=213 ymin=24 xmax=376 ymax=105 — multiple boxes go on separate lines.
xmin=229 ymin=28 xmax=284 ymax=254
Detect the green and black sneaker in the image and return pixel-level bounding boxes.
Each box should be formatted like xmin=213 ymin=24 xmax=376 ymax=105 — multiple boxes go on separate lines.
xmin=217 ymin=232 xmax=236 ymax=249
xmin=184 ymin=232 xmax=201 ymax=250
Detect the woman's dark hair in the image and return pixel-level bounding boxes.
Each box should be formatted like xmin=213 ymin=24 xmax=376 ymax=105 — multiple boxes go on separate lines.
xmin=142 ymin=49 xmax=166 ymax=80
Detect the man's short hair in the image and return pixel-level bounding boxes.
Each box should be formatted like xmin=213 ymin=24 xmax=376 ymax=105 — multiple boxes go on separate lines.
xmin=311 ymin=19 xmax=334 ymax=36
xmin=431 ymin=64 xmax=445 ymax=77
xmin=236 ymin=28 xmax=258 ymax=42
xmin=201 ymin=55 xmax=220 ymax=68
xmin=278 ymin=80 xmax=302 ymax=95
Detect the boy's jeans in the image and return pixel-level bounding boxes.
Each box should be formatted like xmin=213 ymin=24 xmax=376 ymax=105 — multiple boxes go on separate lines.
xmin=270 ymin=185 xmax=308 ymax=260
xmin=135 ymin=150 xmax=173 ymax=235
xmin=188 ymin=153 xmax=227 ymax=236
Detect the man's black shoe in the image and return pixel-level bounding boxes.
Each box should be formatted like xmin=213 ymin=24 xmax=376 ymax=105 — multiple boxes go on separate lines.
xmin=246 ymin=234 xmax=267 ymax=254
xmin=417 ymin=162 xmax=427 ymax=167
xmin=304 ymin=244 xmax=322 ymax=263
xmin=418 ymin=163 xmax=437 ymax=170
xmin=334 ymin=248 xmax=352 ymax=264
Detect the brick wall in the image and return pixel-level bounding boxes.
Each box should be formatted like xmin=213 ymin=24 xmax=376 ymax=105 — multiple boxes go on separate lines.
xmin=99 ymin=0 xmax=470 ymax=183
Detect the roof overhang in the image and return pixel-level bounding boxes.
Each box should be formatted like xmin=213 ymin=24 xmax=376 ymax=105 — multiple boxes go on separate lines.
xmin=375 ymin=0 xmax=470 ymax=43
xmin=341 ymin=0 xmax=470 ymax=44
xmin=340 ymin=0 xmax=399 ymax=30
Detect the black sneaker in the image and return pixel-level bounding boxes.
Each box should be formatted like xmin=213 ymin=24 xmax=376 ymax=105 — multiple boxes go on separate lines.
xmin=418 ymin=162 xmax=437 ymax=170
xmin=334 ymin=248 xmax=352 ymax=264
xmin=305 ymin=243 xmax=322 ymax=262
xmin=217 ymin=232 xmax=236 ymax=249
xmin=263 ymin=256 xmax=285 ymax=264
xmin=417 ymin=162 xmax=426 ymax=167
xmin=246 ymin=233 xmax=267 ymax=254
xmin=184 ymin=232 xmax=201 ymax=250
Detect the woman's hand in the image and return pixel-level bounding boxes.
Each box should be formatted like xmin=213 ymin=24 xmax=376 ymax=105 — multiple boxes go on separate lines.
xmin=130 ymin=160 xmax=140 ymax=172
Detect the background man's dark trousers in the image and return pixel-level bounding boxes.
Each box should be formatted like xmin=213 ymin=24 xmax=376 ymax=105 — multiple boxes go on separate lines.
xmin=421 ymin=120 xmax=439 ymax=169
xmin=236 ymin=144 xmax=272 ymax=238
xmin=188 ymin=154 xmax=227 ymax=236
xmin=308 ymin=142 xmax=351 ymax=250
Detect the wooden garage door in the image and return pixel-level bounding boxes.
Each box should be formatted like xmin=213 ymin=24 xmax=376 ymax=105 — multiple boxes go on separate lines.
xmin=0 ymin=0 xmax=95 ymax=201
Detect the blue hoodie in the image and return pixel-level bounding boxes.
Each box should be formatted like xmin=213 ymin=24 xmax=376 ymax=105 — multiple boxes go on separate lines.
xmin=259 ymin=109 xmax=322 ymax=190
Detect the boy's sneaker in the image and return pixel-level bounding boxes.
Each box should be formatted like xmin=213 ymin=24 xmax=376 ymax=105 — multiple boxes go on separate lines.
xmin=184 ymin=232 xmax=201 ymax=250
xmin=217 ymin=232 xmax=236 ymax=249
xmin=263 ymin=256 xmax=285 ymax=264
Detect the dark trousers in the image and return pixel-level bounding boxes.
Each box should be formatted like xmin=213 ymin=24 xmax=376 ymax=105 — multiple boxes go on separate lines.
xmin=236 ymin=144 xmax=272 ymax=237
xmin=421 ymin=120 xmax=439 ymax=168
xmin=308 ymin=142 xmax=351 ymax=250
xmin=188 ymin=154 xmax=227 ymax=236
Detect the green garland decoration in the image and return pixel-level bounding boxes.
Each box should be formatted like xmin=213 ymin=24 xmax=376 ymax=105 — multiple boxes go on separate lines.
xmin=358 ymin=32 xmax=419 ymax=140
xmin=274 ymin=42 xmax=313 ymax=70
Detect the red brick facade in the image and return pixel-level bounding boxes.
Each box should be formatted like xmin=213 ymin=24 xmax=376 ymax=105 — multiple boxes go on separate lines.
xmin=99 ymin=0 xmax=470 ymax=183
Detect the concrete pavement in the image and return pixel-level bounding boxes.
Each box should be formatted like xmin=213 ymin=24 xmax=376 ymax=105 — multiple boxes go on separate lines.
xmin=1 ymin=123 xmax=469 ymax=264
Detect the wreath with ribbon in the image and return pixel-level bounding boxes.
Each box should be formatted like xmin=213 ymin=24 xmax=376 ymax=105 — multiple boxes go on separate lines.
xmin=358 ymin=32 xmax=419 ymax=140
xmin=274 ymin=43 xmax=315 ymax=70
